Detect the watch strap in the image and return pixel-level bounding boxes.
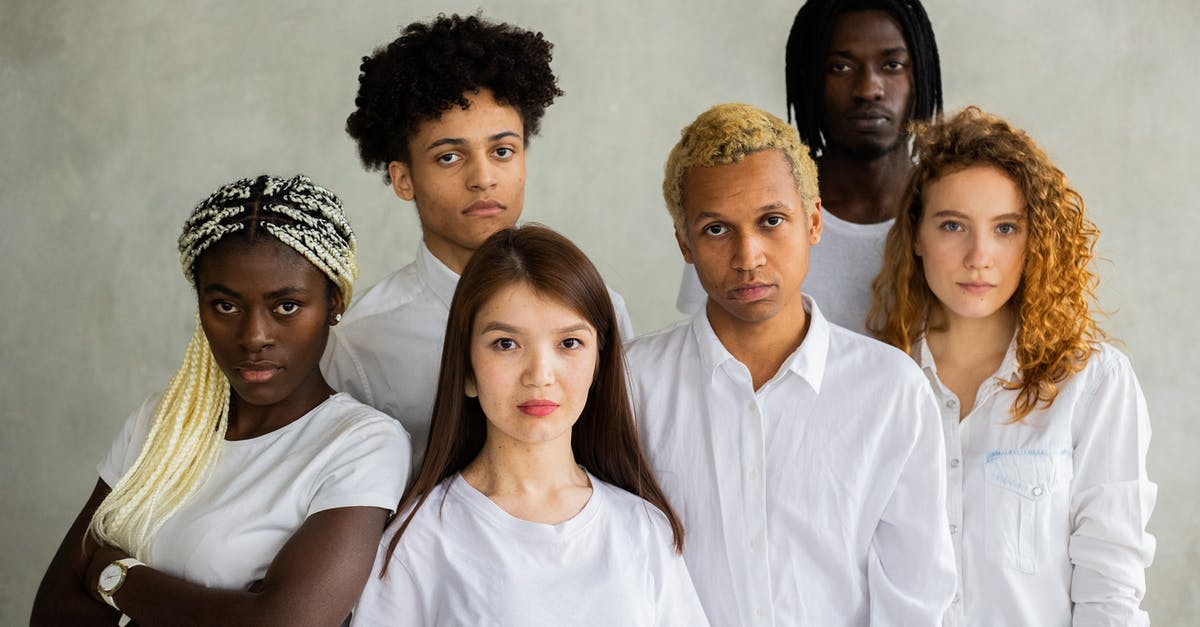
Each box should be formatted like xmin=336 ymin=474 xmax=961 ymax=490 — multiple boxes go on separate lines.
xmin=99 ymin=557 xmax=145 ymax=610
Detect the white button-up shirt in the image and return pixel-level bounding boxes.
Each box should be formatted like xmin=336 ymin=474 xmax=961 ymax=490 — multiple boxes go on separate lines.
xmin=626 ymin=297 xmax=956 ymax=626
xmin=917 ymin=336 xmax=1156 ymax=627
xmin=323 ymin=241 xmax=634 ymax=469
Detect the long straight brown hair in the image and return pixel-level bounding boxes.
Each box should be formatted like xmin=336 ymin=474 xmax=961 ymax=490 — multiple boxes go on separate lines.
xmin=383 ymin=225 xmax=684 ymax=570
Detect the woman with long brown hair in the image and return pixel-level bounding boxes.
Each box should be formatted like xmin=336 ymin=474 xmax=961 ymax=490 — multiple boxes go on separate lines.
xmin=351 ymin=225 xmax=706 ymax=626
xmin=869 ymin=107 xmax=1156 ymax=626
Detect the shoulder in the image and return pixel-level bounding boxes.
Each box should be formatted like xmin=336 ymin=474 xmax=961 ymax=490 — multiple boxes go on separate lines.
xmin=825 ymin=322 xmax=926 ymax=386
xmin=591 ymin=478 xmax=675 ymax=542
xmin=1077 ymin=342 xmax=1141 ymax=394
xmin=625 ymin=319 xmax=692 ymax=365
xmin=309 ymin=393 xmax=412 ymax=448
xmin=340 ymin=261 xmax=425 ymax=324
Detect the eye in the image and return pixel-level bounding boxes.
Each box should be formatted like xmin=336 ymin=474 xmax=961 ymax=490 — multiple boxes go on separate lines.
xmin=214 ymin=301 xmax=238 ymax=314
xmin=938 ymin=220 xmax=964 ymax=233
xmin=827 ymin=62 xmax=852 ymax=74
xmin=274 ymin=302 xmax=301 ymax=316
xmin=883 ymin=59 xmax=908 ymax=71
xmin=996 ymin=222 xmax=1020 ymax=235
xmin=762 ymin=215 xmax=784 ymax=228
xmin=560 ymin=337 xmax=584 ymax=350
xmin=436 ymin=153 xmax=462 ymax=165
xmin=493 ymin=146 xmax=515 ymax=159
xmin=702 ymin=223 xmax=727 ymax=236
xmin=493 ymin=337 xmax=518 ymax=351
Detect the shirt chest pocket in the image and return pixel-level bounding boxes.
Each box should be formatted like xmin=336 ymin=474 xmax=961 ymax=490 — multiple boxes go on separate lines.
xmin=983 ymin=448 xmax=1073 ymax=573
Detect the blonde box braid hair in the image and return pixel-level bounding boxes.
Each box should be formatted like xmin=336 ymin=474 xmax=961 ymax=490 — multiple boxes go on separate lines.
xmin=88 ymin=174 xmax=357 ymax=561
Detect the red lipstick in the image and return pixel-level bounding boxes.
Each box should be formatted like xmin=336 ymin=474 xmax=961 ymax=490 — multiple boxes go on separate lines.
xmin=518 ymin=400 xmax=559 ymax=417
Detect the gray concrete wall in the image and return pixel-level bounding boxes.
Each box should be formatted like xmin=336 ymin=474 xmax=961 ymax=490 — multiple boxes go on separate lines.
xmin=3 ymin=0 xmax=1195 ymax=623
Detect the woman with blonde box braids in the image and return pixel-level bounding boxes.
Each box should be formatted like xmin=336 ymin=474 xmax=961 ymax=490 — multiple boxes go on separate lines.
xmin=32 ymin=174 xmax=411 ymax=627
xmin=869 ymin=108 xmax=1156 ymax=625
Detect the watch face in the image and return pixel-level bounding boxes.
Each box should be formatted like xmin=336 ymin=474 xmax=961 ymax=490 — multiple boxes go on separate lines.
xmin=99 ymin=563 xmax=124 ymax=593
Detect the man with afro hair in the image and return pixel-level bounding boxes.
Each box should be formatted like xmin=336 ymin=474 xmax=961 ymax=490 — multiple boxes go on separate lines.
xmin=323 ymin=14 xmax=634 ymax=468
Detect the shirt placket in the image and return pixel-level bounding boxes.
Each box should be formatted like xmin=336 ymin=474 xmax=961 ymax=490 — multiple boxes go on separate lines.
xmin=930 ymin=377 xmax=966 ymax=625
xmin=739 ymin=370 xmax=773 ymax=625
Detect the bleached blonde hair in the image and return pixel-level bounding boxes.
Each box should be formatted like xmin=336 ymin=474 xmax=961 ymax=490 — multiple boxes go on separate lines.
xmin=663 ymin=103 xmax=819 ymax=230
xmin=87 ymin=174 xmax=357 ymax=561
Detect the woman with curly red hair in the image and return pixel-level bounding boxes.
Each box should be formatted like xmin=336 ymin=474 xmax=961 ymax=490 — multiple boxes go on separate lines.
xmin=869 ymin=107 xmax=1156 ymax=626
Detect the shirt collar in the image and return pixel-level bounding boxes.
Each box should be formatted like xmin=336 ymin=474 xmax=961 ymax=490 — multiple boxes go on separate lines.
xmin=415 ymin=240 xmax=460 ymax=308
xmin=689 ymin=294 xmax=830 ymax=394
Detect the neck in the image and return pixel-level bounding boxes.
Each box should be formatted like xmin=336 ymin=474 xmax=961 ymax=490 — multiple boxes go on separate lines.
xmin=925 ymin=304 xmax=1018 ymax=366
xmin=816 ymin=144 xmax=913 ymax=224
xmin=462 ymin=431 xmax=587 ymax=496
xmin=226 ymin=370 xmax=333 ymax=440
xmin=706 ymin=298 xmax=811 ymax=390
xmin=423 ymin=237 xmax=471 ymax=276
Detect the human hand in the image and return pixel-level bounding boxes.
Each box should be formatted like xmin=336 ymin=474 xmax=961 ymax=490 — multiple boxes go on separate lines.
xmin=85 ymin=544 xmax=131 ymax=604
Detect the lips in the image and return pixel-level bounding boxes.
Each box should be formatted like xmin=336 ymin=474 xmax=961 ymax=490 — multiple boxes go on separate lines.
xmin=846 ymin=108 xmax=893 ymax=131
xmin=729 ymin=283 xmax=774 ymax=302
xmin=235 ymin=362 xmax=282 ymax=384
xmin=463 ymin=199 xmax=505 ymax=217
xmin=957 ymin=281 xmax=995 ymax=295
xmin=518 ymin=400 xmax=559 ymax=417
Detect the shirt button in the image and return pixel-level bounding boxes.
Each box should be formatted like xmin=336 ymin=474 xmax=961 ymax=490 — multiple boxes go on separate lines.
xmin=749 ymin=469 xmax=760 ymax=480
xmin=949 ymin=524 xmax=958 ymax=534
xmin=1031 ymin=486 xmax=1044 ymax=497
xmin=756 ymin=608 xmax=767 ymax=619
xmin=949 ymin=458 xmax=960 ymax=468
xmin=747 ymin=402 xmax=756 ymax=412
xmin=945 ymin=398 xmax=958 ymax=409
xmin=750 ymin=538 xmax=762 ymax=550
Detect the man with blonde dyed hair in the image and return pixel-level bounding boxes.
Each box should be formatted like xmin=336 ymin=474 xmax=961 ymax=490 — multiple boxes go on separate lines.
xmin=626 ymin=103 xmax=955 ymax=626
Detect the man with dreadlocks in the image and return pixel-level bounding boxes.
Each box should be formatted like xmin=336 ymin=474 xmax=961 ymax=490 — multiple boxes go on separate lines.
xmin=323 ymin=14 xmax=634 ymax=468
xmin=33 ymin=175 xmax=410 ymax=626
xmin=676 ymin=0 xmax=942 ymax=337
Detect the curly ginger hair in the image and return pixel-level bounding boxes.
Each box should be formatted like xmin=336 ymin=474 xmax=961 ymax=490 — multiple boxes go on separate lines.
xmin=868 ymin=106 xmax=1104 ymax=420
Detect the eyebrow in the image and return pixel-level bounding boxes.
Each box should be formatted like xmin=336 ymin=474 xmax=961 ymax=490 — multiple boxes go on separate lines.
xmin=828 ymin=46 xmax=909 ymax=58
xmin=696 ymin=201 xmax=788 ymax=221
xmin=479 ymin=321 xmax=595 ymax=335
xmin=424 ymin=131 xmax=522 ymax=152
xmin=202 ymin=284 xmax=310 ymax=299
xmin=929 ymin=209 xmax=1026 ymax=221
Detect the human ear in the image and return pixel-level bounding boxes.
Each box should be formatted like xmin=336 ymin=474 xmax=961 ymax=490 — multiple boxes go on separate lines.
xmin=327 ymin=288 xmax=346 ymax=326
xmin=464 ymin=374 xmax=478 ymax=398
xmin=809 ymin=198 xmax=823 ymax=245
xmin=674 ymin=227 xmax=695 ymax=264
xmin=388 ymin=161 xmax=415 ymax=202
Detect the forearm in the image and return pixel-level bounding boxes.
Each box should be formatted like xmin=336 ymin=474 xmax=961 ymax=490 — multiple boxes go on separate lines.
xmin=112 ymin=566 xmax=320 ymax=627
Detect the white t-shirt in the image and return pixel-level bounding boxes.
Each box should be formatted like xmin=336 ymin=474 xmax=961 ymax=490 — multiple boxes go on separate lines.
xmin=98 ymin=393 xmax=411 ymax=590
xmin=674 ymin=211 xmax=893 ymax=335
xmin=352 ymin=472 xmax=709 ymax=627
xmin=625 ymin=297 xmax=956 ymax=626
xmin=916 ymin=337 xmax=1157 ymax=626
xmin=323 ymin=241 xmax=635 ymax=470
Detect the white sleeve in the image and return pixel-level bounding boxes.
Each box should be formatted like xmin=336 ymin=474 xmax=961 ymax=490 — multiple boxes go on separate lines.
xmin=321 ymin=325 xmax=376 ymax=407
xmin=307 ymin=418 xmax=412 ymax=515
xmin=648 ymin=515 xmax=710 ymax=626
xmin=866 ymin=383 xmax=957 ymax=625
xmin=1068 ymin=352 xmax=1156 ymax=627
xmin=96 ymin=395 xmax=160 ymax=487
xmin=351 ymin=539 xmax=426 ymax=627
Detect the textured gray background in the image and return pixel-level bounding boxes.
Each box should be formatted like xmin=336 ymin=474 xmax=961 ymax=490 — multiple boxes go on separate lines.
xmin=2 ymin=0 xmax=1196 ymax=623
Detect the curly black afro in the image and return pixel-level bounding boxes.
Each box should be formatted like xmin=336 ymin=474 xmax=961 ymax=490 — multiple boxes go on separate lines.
xmin=347 ymin=13 xmax=563 ymax=181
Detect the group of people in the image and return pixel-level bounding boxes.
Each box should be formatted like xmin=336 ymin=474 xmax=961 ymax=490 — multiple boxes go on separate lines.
xmin=31 ymin=1 xmax=1156 ymax=626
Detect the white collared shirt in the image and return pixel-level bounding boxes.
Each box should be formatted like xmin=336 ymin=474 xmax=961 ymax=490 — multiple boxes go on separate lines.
xmin=626 ymin=297 xmax=956 ymax=626
xmin=916 ymin=336 xmax=1156 ymax=627
xmin=323 ymin=241 xmax=635 ymax=469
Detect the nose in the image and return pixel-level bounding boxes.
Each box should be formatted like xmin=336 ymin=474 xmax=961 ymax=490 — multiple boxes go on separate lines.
xmin=852 ymin=67 xmax=884 ymax=101
xmin=238 ymin=309 xmax=274 ymax=353
xmin=964 ymin=233 xmax=994 ymax=270
xmin=466 ymin=153 xmax=498 ymax=191
xmin=731 ymin=232 xmax=766 ymax=272
xmin=521 ymin=345 xmax=555 ymax=388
